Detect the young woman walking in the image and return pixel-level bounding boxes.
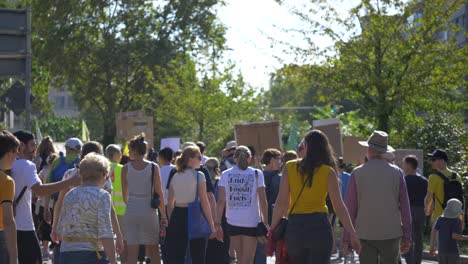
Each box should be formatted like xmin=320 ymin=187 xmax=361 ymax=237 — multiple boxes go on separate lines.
xmin=271 ymin=130 xmax=361 ymax=264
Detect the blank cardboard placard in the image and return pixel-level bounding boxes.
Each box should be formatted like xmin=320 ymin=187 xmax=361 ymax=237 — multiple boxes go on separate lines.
xmin=312 ymin=118 xmax=343 ymax=158
xmin=234 ymin=121 xmax=282 ymax=161
xmin=160 ymin=138 xmax=180 ymax=152
xmin=343 ymin=136 xmax=368 ymax=165
xmin=115 ymin=111 xmax=154 ymax=147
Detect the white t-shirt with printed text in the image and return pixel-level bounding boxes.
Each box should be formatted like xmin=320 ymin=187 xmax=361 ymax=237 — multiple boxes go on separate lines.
xmin=219 ymin=166 xmax=265 ymax=228
xmin=11 ymin=159 xmax=42 ymax=231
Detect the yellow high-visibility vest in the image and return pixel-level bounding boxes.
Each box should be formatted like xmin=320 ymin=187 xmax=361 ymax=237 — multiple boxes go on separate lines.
xmin=110 ymin=162 xmax=126 ymax=215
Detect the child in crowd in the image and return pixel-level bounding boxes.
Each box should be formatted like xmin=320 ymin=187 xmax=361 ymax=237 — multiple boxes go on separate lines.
xmin=430 ymin=198 xmax=468 ymax=264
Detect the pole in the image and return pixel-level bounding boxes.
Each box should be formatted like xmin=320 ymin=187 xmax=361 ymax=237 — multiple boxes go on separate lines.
xmin=24 ymin=6 xmax=31 ymax=130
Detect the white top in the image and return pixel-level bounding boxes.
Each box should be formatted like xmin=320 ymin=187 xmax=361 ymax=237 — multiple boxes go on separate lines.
xmin=57 ymin=186 xmax=113 ymax=252
xmin=202 ymin=155 xmax=209 ymax=165
xmin=11 ymin=159 xmax=42 ymax=231
xmin=63 ymin=168 xmax=112 ymax=193
xmin=219 ymin=166 xmax=265 ymax=227
xmin=170 ymin=169 xmax=205 ymax=204
xmin=160 ymin=164 xmax=175 ymax=205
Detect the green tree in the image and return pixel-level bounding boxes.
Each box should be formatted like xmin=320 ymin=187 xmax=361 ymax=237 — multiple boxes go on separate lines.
xmin=276 ymin=0 xmax=467 ymax=132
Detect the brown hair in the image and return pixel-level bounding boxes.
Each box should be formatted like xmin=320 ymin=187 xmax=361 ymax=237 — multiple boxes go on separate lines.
xmin=0 ymin=130 xmax=20 ymax=160
xmin=403 ymin=155 xmax=418 ymax=170
xmin=299 ymin=130 xmax=337 ymax=187
xmin=36 ymin=137 xmax=57 ymax=159
xmin=234 ymin=146 xmax=251 ymax=170
xmin=205 ymin=157 xmax=221 ymax=180
xmin=80 ymin=141 xmax=103 ymax=160
xmin=129 ymin=134 xmax=147 ymax=156
xmin=282 ymin=151 xmax=298 ymax=164
xmin=176 ymin=146 xmax=200 ymax=172
xmin=261 ymin=148 xmax=282 ymax=165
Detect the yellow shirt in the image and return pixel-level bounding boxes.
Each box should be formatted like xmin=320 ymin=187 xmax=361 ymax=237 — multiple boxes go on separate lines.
xmin=286 ymin=160 xmax=330 ymax=214
xmin=0 ymin=170 xmax=15 ymax=230
xmin=428 ymin=168 xmax=463 ymax=222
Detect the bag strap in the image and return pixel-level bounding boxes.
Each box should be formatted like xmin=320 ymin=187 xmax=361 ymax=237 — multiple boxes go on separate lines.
xmin=288 ymin=176 xmax=308 ymax=215
xmin=451 ymin=172 xmax=458 ymax=180
xmin=13 ymin=186 xmax=28 ymax=208
xmin=150 ymin=163 xmax=155 ymax=198
xmin=193 ymin=169 xmax=200 ymax=202
xmin=434 ymin=170 xmax=450 ymax=183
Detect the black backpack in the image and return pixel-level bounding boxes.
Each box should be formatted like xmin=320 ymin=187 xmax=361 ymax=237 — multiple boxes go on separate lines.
xmin=434 ymin=171 xmax=464 ymax=209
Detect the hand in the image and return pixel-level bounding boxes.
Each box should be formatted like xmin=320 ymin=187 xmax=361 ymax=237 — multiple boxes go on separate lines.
xmin=69 ymin=172 xmax=82 ymax=186
xmin=341 ymin=241 xmax=350 ymax=256
xmin=400 ymin=240 xmax=411 ymax=255
xmin=160 ymin=217 xmax=168 ymax=227
xmin=44 ymin=208 xmax=52 ymax=224
xmin=429 ymin=246 xmax=436 ymax=256
xmin=115 ymin=236 xmax=124 ymax=255
xmin=425 ymin=207 xmax=433 ymax=217
xmin=216 ymin=226 xmax=224 ymax=242
xmin=350 ymin=232 xmax=361 ymax=254
xmin=51 ymin=228 xmax=60 ymax=244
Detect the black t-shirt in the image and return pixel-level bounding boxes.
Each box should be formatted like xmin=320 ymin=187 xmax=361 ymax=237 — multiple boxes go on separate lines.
xmin=404 ymin=174 xmax=428 ymax=208
xmin=166 ymin=167 xmax=214 ymax=193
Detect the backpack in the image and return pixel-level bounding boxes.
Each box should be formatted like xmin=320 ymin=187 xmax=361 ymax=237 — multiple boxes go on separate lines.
xmin=434 ymin=171 xmax=464 ymax=209
xmin=50 ymin=153 xmax=79 ymax=200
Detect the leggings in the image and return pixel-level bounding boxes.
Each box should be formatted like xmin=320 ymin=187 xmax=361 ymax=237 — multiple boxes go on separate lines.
xmin=166 ymin=207 xmax=207 ymax=264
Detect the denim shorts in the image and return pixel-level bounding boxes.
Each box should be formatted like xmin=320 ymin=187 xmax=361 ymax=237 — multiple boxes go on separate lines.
xmin=59 ymin=250 xmax=109 ymax=264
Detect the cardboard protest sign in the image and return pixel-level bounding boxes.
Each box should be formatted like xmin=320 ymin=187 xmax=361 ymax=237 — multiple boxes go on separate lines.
xmin=312 ymin=118 xmax=343 ymax=158
xmin=115 ymin=111 xmax=154 ymax=147
xmin=160 ymin=138 xmax=181 ymax=151
xmin=234 ymin=121 xmax=282 ymax=161
xmin=343 ymin=136 xmax=368 ymax=165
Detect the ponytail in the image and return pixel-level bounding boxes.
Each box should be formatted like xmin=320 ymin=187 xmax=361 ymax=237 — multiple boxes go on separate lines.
xmin=234 ymin=146 xmax=251 ymax=170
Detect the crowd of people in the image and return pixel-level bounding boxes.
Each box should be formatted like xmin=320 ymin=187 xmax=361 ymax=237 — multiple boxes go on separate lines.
xmin=0 ymin=128 xmax=466 ymax=264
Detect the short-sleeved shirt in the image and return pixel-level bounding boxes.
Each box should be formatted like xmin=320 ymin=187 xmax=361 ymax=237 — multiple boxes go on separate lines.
xmin=160 ymin=165 xmax=175 ymax=206
xmin=428 ymin=169 xmax=463 ymax=222
xmin=340 ymin=172 xmax=351 ymax=199
xmin=170 ymin=169 xmax=206 ymax=204
xmin=219 ymin=166 xmax=265 ymax=227
xmin=167 ymin=167 xmax=214 ymax=194
xmin=434 ymin=216 xmax=462 ymax=255
xmin=0 ymin=170 xmax=15 ymax=230
xmin=57 ymin=185 xmax=113 ymax=252
xmin=405 ymin=174 xmax=428 ymax=208
xmin=11 ymin=159 xmax=42 ymax=231
xmin=286 ymin=161 xmax=330 ymax=214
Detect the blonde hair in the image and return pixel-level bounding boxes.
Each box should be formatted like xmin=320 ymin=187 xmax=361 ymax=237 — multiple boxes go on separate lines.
xmin=234 ymin=146 xmax=251 ymax=170
xmin=79 ymin=153 xmax=110 ymax=183
xmin=205 ymin=157 xmax=221 ymax=180
xmin=176 ymin=146 xmax=200 ymax=172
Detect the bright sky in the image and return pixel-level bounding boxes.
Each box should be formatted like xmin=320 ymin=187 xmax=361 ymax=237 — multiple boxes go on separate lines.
xmin=217 ymin=0 xmax=365 ymax=89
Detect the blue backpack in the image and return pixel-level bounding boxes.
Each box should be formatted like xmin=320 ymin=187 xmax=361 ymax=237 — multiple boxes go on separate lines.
xmin=50 ymin=153 xmax=79 ymax=200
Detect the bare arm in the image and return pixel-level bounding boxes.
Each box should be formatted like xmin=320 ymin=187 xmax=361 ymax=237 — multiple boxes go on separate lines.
xmin=31 ymin=176 xmax=80 ymax=197
xmin=152 ymin=164 xmax=167 ymax=221
xmin=215 ymin=187 xmax=226 ymax=225
xmin=208 ymin=192 xmax=217 ymax=222
xmin=429 ymin=226 xmax=437 ymax=256
xmin=102 ymin=237 xmax=117 ymax=264
xmin=258 ymin=187 xmax=269 ymax=227
xmin=167 ymin=185 xmax=175 ymax=220
xmin=271 ymin=167 xmax=290 ymax=229
xmin=425 ymin=191 xmax=434 ymax=217
xmin=199 ymin=182 xmax=216 ymax=233
xmin=452 ymin=233 xmax=468 ymax=241
xmin=2 ymin=203 xmax=18 ymax=264
xmin=328 ymin=169 xmax=356 ymax=236
xmin=51 ymin=188 xmax=69 ymax=243
xmin=121 ymin=165 xmax=128 ymax=204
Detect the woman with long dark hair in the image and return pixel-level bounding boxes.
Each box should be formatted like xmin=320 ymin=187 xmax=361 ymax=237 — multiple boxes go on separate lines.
xmin=271 ymin=130 xmax=361 ymax=264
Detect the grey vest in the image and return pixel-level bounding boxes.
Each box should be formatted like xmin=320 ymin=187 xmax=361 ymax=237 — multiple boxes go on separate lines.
xmin=353 ymin=159 xmax=403 ymax=240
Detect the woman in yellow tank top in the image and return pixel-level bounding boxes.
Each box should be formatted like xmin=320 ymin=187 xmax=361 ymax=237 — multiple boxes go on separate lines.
xmin=271 ymin=130 xmax=361 ymax=264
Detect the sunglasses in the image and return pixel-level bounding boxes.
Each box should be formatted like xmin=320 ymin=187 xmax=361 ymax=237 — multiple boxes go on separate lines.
xmin=431 ymin=158 xmax=439 ymax=162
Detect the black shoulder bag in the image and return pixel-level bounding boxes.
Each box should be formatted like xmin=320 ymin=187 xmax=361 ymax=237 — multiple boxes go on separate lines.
xmin=271 ymin=177 xmax=308 ymax=241
xmin=255 ymin=170 xmax=269 ymax=238
xmin=150 ymin=163 xmax=161 ymax=209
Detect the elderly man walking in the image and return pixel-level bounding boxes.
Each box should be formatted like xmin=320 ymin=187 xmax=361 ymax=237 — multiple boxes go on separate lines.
xmin=342 ymin=131 xmax=412 ymax=264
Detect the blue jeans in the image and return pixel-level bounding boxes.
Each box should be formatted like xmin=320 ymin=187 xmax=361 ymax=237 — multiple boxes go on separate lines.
xmin=254 ymin=242 xmax=266 ymax=264
xmin=59 ymin=250 xmax=109 ymax=264
xmin=0 ymin=231 xmax=9 ymax=264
